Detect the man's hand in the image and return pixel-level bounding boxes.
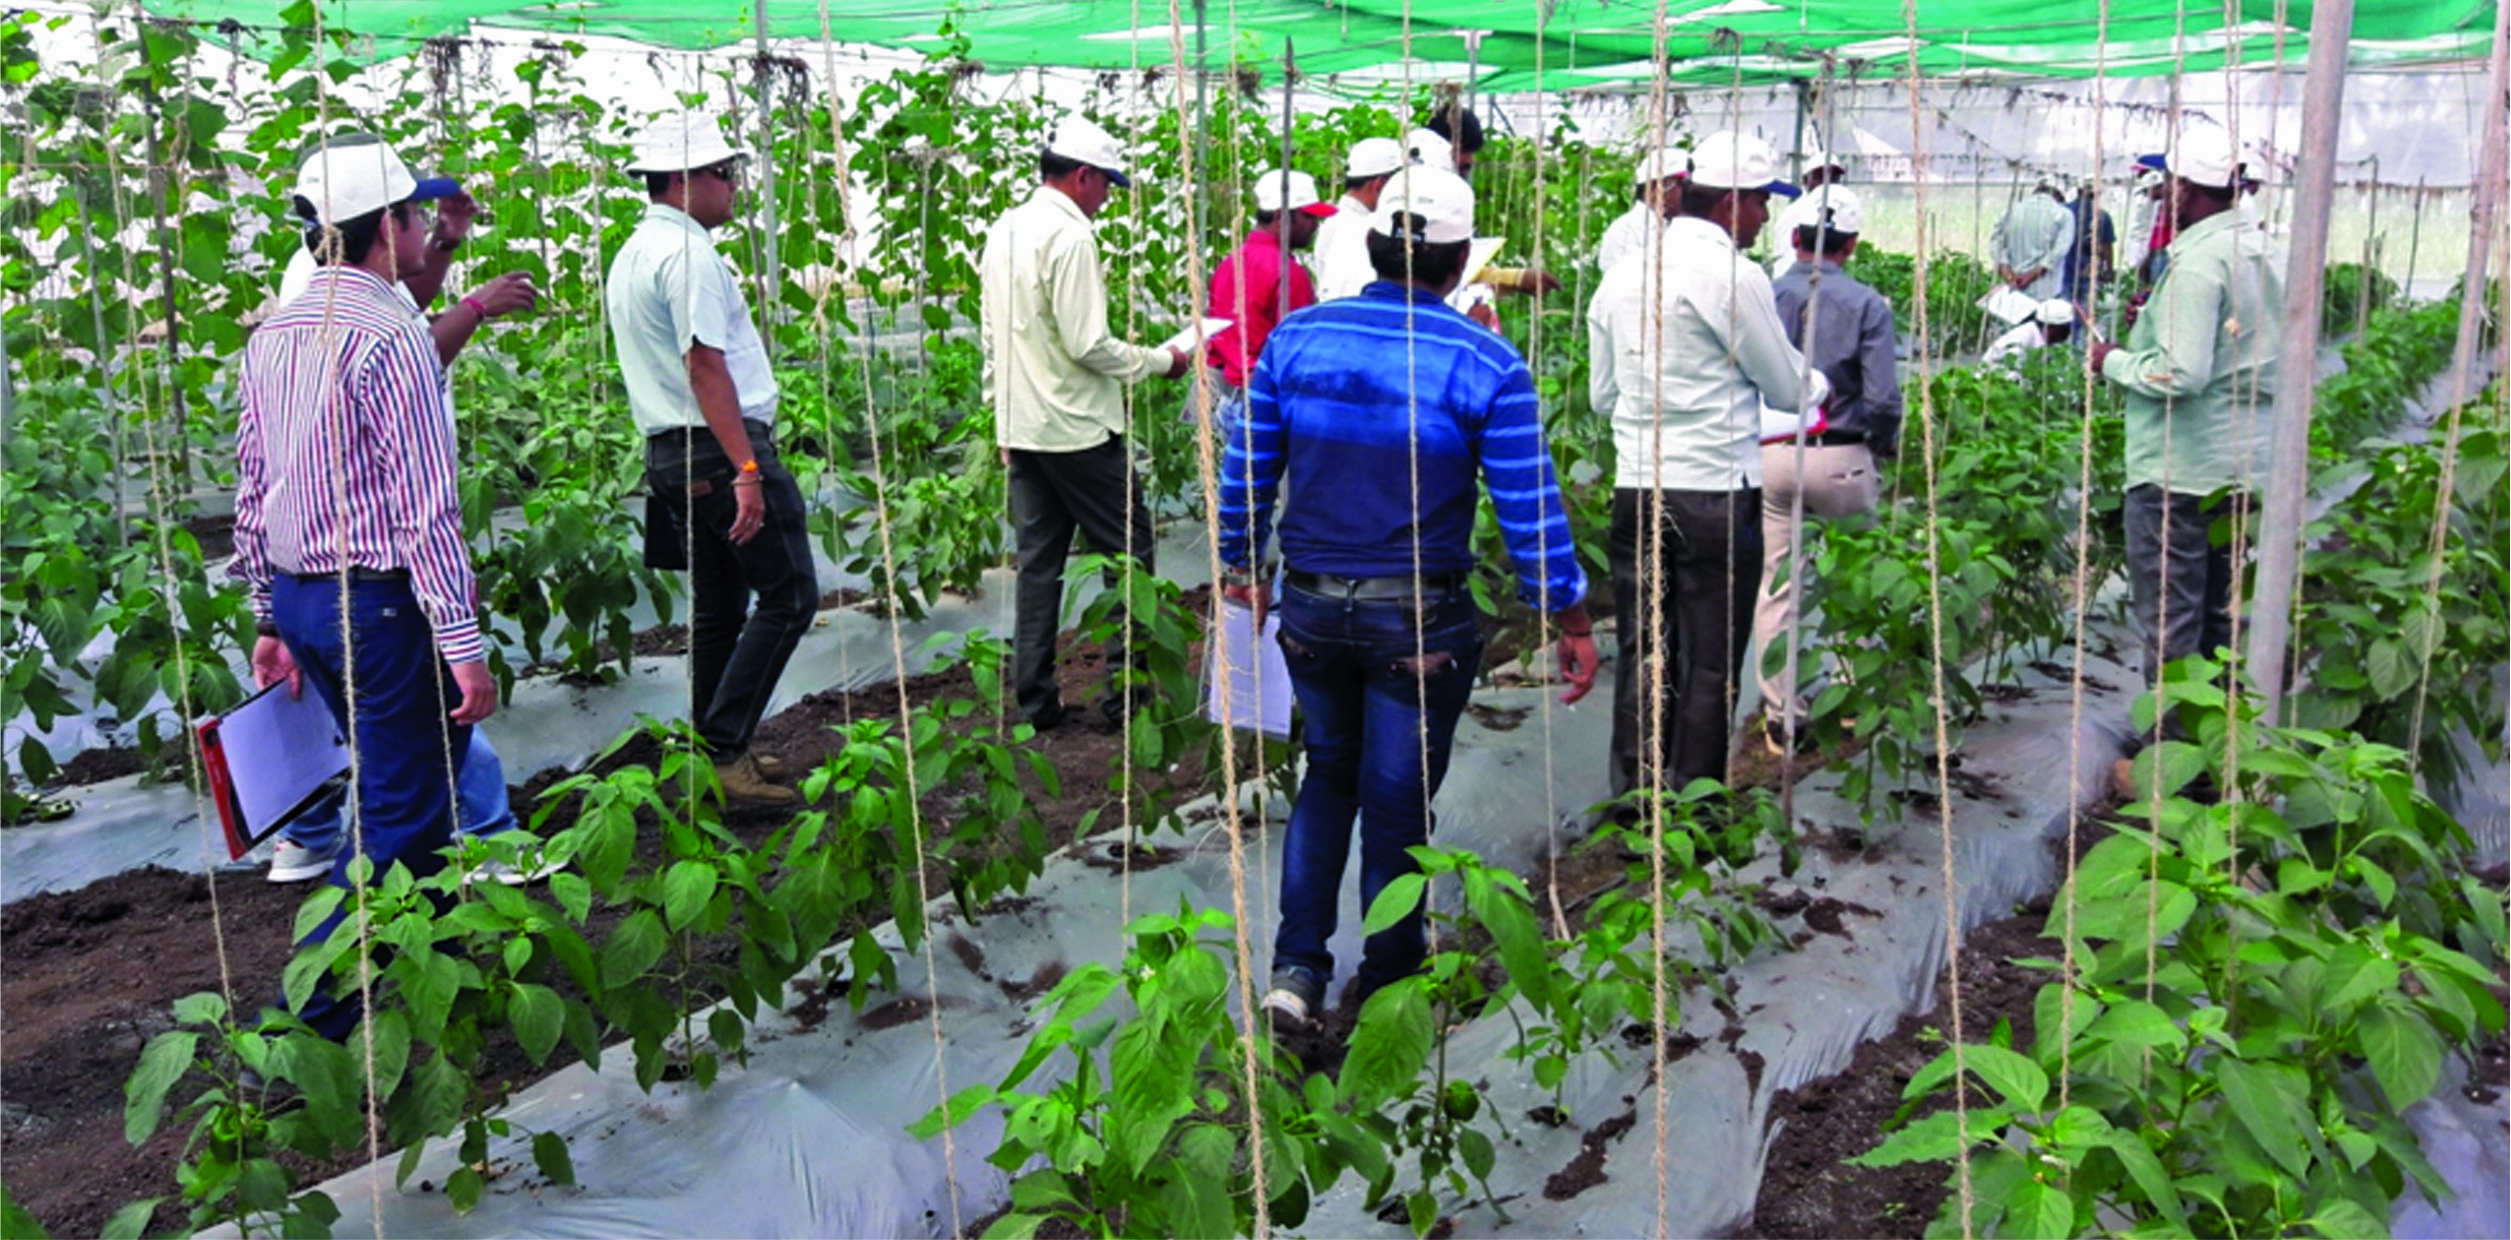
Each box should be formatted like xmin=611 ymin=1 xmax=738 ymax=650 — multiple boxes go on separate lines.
xmin=434 ymin=192 xmax=479 ymax=245
xmin=1221 ymin=577 xmax=1271 ymax=626
xmin=1165 ymin=347 xmax=1192 ymax=380
xmin=1468 ymin=301 xmax=1503 ymax=333
xmin=1557 ymin=630 xmax=1600 ymax=704
xmin=1514 ymin=268 xmax=1563 ymax=296
xmin=449 ymin=659 xmax=498 ymax=725
xmin=2087 ymin=341 xmax=2120 ymax=375
xmin=729 ymin=477 xmax=766 ymax=545
xmin=252 ymin=635 xmax=301 ymax=697
xmin=464 ymin=272 xmax=538 ymax=318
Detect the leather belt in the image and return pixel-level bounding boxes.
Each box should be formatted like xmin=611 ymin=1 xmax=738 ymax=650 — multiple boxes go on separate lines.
xmin=1284 ymin=568 xmax=1466 ymax=601
xmin=1802 ymin=429 xmax=1866 ymax=447
xmin=289 ymin=566 xmax=409 ymax=584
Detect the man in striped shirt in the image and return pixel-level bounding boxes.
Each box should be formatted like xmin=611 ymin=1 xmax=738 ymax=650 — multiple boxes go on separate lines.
xmin=229 ymin=140 xmax=494 ymax=1040
xmin=1217 ymin=166 xmax=1598 ymax=1029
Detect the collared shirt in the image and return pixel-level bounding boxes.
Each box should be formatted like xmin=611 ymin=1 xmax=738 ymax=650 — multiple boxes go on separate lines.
xmin=1310 ymin=194 xmax=1377 ymax=304
xmin=230 ymin=267 xmax=482 ymax=663
xmin=280 ymin=247 xmax=419 ymax=313
xmin=1773 ymin=259 xmax=1903 ymax=454
xmin=604 ymin=202 xmax=779 ymax=437
xmin=980 ymin=185 xmax=1168 ymax=452
xmin=1594 ymin=202 xmax=1655 ymax=280
xmin=1764 ymin=194 xmax=1823 ymax=279
xmin=2101 ymin=209 xmax=2283 ymax=496
xmin=1207 ymin=227 xmax=1317 ymax=389
xmin=1219 ymin=282 xmax=1587 ymax=613
xmin=1586 ymin=216 xmax=1827 ymax=492
xmin=1991 ymin=194 xmax=2075 ymax=300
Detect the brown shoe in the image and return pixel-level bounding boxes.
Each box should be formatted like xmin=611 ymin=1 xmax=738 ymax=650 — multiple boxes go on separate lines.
xmin=2109 ymin=757 xmax=2137 ymax=802
xmin=718 ymin=752 xmax=800 ymax=809
xmin=749 ymin=753 xmax=788 ymax=779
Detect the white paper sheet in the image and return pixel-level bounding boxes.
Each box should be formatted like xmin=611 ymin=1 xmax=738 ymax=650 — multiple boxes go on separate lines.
xmin=1203 ymin=603 xmax=1293 ymax=739
xmin=208 ymin=683 xmax=349 ymax=847
xmin=1978 ymin=286 xmax=2039 ymax=325
xmin=1156 ymin=317 xmax=1233 ymax=355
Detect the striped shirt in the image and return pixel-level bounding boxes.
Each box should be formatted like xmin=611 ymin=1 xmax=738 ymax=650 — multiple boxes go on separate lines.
xmin=1219 ymin=281 xmax=1588 ymax=613
xmin=230 ymin=266 xmax=483 ymax=664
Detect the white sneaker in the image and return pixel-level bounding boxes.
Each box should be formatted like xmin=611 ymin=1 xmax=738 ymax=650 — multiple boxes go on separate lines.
xmin=266 ymin=840 xmax=339 ymax=883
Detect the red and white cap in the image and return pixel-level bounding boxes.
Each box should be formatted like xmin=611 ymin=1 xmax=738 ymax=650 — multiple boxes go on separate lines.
xmin=1253 ymin=168 xmax=1337 ymax=218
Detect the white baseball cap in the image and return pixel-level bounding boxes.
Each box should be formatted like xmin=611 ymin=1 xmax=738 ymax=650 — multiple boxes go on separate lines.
xmin=627 ymin=113 xmax=748 ymax=175
xmin=1686 ymin=132 xmax=1800 ymax=197
xmin=1044 ymin=116 xmax=1133 ymax=187
xmin=1405 ymin=127 xmax=1456 ymax=173
xmin=1633 ymin=146 xmax=1688 ymax=186
xmin=1797 ymin=184 xmax=1865 ymax=235
xmin=295 ymin=139 xmax=457 ymax=226
xmin=2036 ymin=299 xmax=2077 ymax=326
xmin=1801 ymin=145 xmax=1847 ymax=176
xmin=1253 ymin=168 xmax=1337 ymax=218
xmin=2145 ymin=127 xmax=2243 ymax=190
xmin=1346 ymin=136 xmax=1406 ymax=180
xmin=1368 ymin=166 xmax=1476 ymax=245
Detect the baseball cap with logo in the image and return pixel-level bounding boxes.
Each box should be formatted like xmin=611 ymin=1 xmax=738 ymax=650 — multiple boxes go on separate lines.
xmin=1253 ymin=168 xmax=1338 ymax=218
xmin=1044 ymin=116 xmax=1134 ymax=187
xmin=1367 ymin=166 xmax=1476 ymax=245
xmin=1346 ymin=136 xmax=1406 ymax=180
xmin=1686 ymin=132 xmax=1801 ymax=197
xmin=626 ymin=113 xmax=749 ymax=175
xmin=295 ymin=138 xmax=458 ymax=226
xmin=1798 ymin=184 xmax=1865 ymax=235
xmin=1405 ymin=127 xmax=1456 ymax=173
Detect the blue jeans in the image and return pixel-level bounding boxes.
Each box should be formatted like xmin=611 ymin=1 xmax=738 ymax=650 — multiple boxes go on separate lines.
xmin=1271 ymin=581 xmax=1483 ymax=997
xmin=278 ymin=728 xmax=512 ymax=854
xmin=270 ymin=575 xmax=469 ymax=1040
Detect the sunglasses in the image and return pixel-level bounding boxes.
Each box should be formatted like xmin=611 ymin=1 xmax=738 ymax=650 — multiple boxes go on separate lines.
xmin=697 ymin=163 xmax=740 ymax=184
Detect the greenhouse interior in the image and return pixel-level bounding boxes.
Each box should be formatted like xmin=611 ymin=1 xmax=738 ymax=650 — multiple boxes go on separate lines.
xmin=1 ymin=0 xmax=2506 ymax=1236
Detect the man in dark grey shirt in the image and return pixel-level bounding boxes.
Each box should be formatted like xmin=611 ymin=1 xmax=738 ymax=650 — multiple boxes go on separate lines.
xmin=1755 ymin=186 xmax=1904 ymax=752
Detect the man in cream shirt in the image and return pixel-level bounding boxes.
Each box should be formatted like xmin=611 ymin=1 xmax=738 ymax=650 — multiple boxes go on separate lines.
xmin=1587 ymin=131 xmax=1828 ymax=806
xmin=981 ymin=116 xmax=1191 ymax=732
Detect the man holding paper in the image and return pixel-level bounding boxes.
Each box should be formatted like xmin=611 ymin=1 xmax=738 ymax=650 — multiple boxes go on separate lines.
xmin=1586 ymin=131 xmax=1827 ymax=800
xmin=1216 ymin=165 xmax=1597 ymax=1028
xmin=980 ymin=116 xmax=1192 ymax=731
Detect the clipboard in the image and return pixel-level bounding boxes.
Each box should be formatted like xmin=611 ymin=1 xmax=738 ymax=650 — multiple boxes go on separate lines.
xmin=196 ymin=682 xmax=351 ymax=860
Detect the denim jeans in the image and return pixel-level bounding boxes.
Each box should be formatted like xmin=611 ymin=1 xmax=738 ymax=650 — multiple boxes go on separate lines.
xmin=1270 ymin=581 xmax=1483 ymax=998
xmin=645 ymin=420 xmax=820 ymax=757
xmin=1610 ymin=487 xmax=1763 ymax=796
xmin=278 ymin=728 xmax=511 ymax=855
xmin=270 ymin=575 xmax=468 ymax=1040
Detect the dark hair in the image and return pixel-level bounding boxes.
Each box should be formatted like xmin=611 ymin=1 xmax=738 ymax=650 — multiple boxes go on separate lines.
xmin=297 ymin=199 xmax=414 ymax=267
xmin=1365 ymin=229 xmax=1472 ymax=287
xmin=1040 ymin=151 xmax=1086 ymax=180
xmin=1423 ymin=103 xmax=1484 ymax=153
xmin=1677 ymin=183 xmax=1732 ymax=219
xmin=643 ymin=170 xmax=677 ymax=198
xmin=2185 ymin=179 xmax=2236 ymax=207
xmin=1344 ymin=171 xmax=1391 ymax=194
xmin=1794 ymin=224 xmax=1857 ymax=258
xmin=1254 ymin=208 xmax=1281 ymax=228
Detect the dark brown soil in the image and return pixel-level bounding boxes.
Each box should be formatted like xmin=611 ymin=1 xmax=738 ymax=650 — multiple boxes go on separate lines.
xmin=183 ymin=512 xmax=235 ymax=562
xmin=45 ymin=744 xmax=154 ymax=788
xmin=1542 ymin=1103 xmax=1639 ymax=1200
xmin=1735 ymin=910 xmax=2058 ymax=1239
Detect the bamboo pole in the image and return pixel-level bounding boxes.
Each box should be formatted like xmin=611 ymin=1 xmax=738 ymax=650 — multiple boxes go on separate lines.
xmin=751 ymin=0 xmax=782 ymax=328
xmin=2442 ymin=2 xmax=2510 ymax=418
xmin=2243 ymin=0 xmax=2354 ymax=724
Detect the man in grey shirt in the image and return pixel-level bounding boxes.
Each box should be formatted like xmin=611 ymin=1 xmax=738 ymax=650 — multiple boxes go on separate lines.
xmin=1756 ymin=186 xmax=1903 ymax=753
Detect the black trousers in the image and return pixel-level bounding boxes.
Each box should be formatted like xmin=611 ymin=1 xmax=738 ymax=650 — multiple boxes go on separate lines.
xmin=645 ymin=420 xmax=821 ymax=757
xmin=1008 ymin=437 xmax=1155 ymax=726
xmin=1610 ymin=486 xmax=1763 ymax=797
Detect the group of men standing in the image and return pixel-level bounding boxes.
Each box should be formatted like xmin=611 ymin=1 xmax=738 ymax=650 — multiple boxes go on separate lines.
xmin=225 ymin=104 xmax=2275 ymax=1047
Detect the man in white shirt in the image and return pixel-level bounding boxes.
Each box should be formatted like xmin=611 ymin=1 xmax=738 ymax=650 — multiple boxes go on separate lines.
xmin=1312 ymin=137 xmax=1406 ymax=303
xmin=1982 ymin=298 xmax=2078 ymax=369
xmin=1594 ymin=147 xmax=1686 ymax=280
xmin=1587 ymin=131 xmax=1828 ymax=802
xmin=981 ymin=117 xmax=1191 ymax=732
xmin=606 ymin=112 xmax=817 ymax=808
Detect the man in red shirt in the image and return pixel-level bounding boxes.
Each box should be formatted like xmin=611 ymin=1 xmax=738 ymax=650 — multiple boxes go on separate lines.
xmin=1205 ymin=168 xmax=1337 ymax=446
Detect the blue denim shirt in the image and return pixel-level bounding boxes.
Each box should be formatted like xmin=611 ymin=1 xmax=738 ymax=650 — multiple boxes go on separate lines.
xmin=1218 ymin=281 xmax=1587 ymax=612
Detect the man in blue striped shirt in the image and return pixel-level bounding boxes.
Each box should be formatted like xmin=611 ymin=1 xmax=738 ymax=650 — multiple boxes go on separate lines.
xmin=1217 ymin=166 xmax=1598 ymax=1029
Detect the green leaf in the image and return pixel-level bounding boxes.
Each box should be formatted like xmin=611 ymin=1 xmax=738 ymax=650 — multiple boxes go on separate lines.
xmin=2088 ymin=999 xmax=2184 ymax=1051
xmin=2006 ymin=1179 xmax=2075 ymax=1240
xmin=2319 ymin=945 xmax=2401 ymax=1014
xmin=1342 ymin=978 xmax=1434 ymax=1113
xmin=447 ymin=1163 xmax=484 ymax=1213
xmin=2305 ymin=1197 xmax=2389 ymax=1240
xmin=399 ymin=948 xmax=463 ymax=1040
xmin=2101 ymin=1130 xmax=2185 ymax=1225
xmin=510 ymin=983 xmax=564 ymax=1065
xmin=599 ymin=909 xmax=668 ymax=987
xmin=1362 ymin=872 xmax=1427 ymax=935
xmin=2214 ymin=1056 xmax=2311 ymax=1178
xmin=532 ymin=1130 xmax=577 ymax=1188
xmin=909 ymin=1085 xmax=999 ymax=1139
xmin=2 ymin=1187 xmax=56 ymax=1239
xmin=97 ymin=1198 xmax=158 ymax=1240
xmin=2365 ymin=638 xmax=2414 ymax=699
xmin=661 ymin=859 xmax=719 ymax=932
xmin=171 ymin=992 xmax=228 ymax=1027
xmin=1459 ymin=1126 xmax=1497 ymax=1182
xmin=123 ymin=1030 xmax=199 ymax=1145
xmin=1111 ymin=1019 xmax=1191 ymax=1174
xmin=2357 ymin=1001 xmax=2443 ymax=1108
xmin=358 ymin=1008 xmax=414 ymax=1102
xmin=1958 ymin=1043 xmax=2049 ymax=1113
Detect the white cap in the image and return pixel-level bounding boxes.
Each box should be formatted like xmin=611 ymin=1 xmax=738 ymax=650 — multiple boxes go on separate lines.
xmin=1368 ymin=165 xmax=1476 ymax=245
xmin=1346 ymin=137 xmax=1406 ymax=180
xmin=627 ymin=113 xmax=748 ymax=175
xmin=1797 ymin=184 xmax=1865 ymax=235
xmin=1686 ymin=132 xmax=1800 ymax=197
xmin=1801 ymin=145 xmax=1846 ymax=175
xmin=1405 ymin=127 xmax=1456 ymax=172
xmin=2154 ymin=127 xmax=2243 ymax=190
xmin=1253 ymin=168 xmax=1336 ymax=218
xmin=295 ymin=140 xmax=457 ymax=226
xmin=1634 ymin=146 xmax=1688 ymax=186
xmin=2036 ymin=299 xmax=2076 ymax=326
xmin=1045 ymin=116 xmax=1133 ymax=186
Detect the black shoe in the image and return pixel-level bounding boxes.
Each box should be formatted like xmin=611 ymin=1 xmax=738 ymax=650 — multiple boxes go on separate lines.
xmin=1260 ymin=967 xmax=1325 ymax=1032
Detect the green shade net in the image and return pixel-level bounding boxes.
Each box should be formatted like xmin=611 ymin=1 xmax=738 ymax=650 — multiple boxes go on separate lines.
xmin=140 ymin=0 xmax=2496 ymax=83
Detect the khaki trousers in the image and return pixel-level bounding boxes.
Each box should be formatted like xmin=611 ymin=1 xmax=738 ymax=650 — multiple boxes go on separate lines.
xmin=1754 ymin=442 xmax=1881 ymax=725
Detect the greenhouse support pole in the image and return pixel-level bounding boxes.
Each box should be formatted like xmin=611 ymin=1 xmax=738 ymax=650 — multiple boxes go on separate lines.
xmin=2405 ymin=177 xmax=2427 ymax=296
xmin=2243 ymin=0 xmax=2352 ymax=724
xmin=1789 ymin=78 xmax=1809 ymax=182
xmin=2356 ymin=155 xmax=2378 ymax=338
xmin=751 ymin=0 xmax=782 ymax=327
xmin=2443 ymin=2 xmax=2510 ymax=416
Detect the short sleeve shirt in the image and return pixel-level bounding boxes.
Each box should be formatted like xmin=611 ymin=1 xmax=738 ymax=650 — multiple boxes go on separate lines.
xmin=604 ymin=203 xmax=779 ymax=436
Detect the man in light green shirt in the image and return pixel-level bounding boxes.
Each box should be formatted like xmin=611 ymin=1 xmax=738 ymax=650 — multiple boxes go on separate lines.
xmin=1991 ymin=181 xmax=2075 ymax=301
xmin=2092 ymin=127 xmax=2281 ymax=703
xmin=980 ymin=116 xmax=1190 ymax=730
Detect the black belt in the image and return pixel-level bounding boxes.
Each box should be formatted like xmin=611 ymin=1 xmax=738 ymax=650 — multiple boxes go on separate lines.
xmin=1802 ymin=429 xmax=1866 ymax=447
xmin=1284 ymin=569 xmax=1467 ymax=601
xmin=289 ymin=567 xmax=409 ymax=584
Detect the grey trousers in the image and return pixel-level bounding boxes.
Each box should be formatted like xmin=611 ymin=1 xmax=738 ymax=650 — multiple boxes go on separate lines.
xmin=1008 ymin=437 xmax=1155 ymax=727
xmin=2124 ymin=484 xmax=2240 ymax=696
